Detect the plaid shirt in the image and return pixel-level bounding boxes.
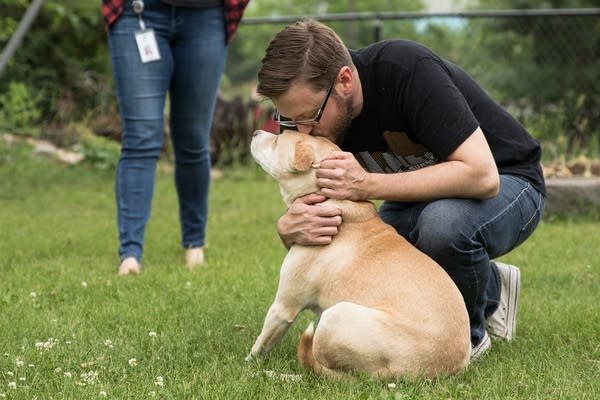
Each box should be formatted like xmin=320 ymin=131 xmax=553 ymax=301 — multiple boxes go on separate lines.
xmin=101 ymin=0 xmax=249 ymax=43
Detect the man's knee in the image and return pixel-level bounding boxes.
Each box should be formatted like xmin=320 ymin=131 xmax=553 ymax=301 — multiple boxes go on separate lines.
xmin=413 ymin=200 xmax=475 ymax=257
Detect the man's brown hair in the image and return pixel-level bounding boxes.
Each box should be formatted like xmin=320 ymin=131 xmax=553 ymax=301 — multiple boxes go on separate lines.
xmin=257 ymin=19 xmax=353 ymax=98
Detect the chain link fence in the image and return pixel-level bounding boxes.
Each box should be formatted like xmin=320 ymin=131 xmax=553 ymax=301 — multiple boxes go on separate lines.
xmin=217 ymin=8 xmax=600 ymax=165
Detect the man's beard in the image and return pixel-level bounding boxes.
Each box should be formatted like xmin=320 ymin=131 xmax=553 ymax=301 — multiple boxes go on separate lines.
xmin=313 ymin=93 xmax=353 ymax=145
xmin=331 ymin=94 xmax=354 ymax=146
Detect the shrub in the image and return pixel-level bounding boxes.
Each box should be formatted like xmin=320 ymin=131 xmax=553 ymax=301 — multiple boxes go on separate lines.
xmin=0 ymin=81 xmax=42 ymax=136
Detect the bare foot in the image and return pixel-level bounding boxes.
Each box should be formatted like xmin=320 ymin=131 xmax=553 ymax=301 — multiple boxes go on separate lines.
xmin=118 ymin=257 xmax=140 ymax=276
xmin=185 ymin=247 xmax=204 ymax=269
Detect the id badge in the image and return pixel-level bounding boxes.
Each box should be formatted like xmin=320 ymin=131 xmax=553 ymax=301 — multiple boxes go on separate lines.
xmin=135 ymin=29 xmax=161 ymax=63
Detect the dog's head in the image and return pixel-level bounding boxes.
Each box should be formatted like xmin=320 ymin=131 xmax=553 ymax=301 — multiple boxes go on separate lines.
xmin=250 ymin=130 xmax=340 ymax=205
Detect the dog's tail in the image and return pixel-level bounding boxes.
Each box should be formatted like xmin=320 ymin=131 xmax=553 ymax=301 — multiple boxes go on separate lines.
xmin=297 ymin=322 xmax=345 ymax=379
xmin=297 ymin=322 xmax=323 ymax=374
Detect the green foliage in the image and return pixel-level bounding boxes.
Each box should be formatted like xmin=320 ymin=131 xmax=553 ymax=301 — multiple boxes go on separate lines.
xmin=77 ymin=125 xmax=121 ymax=171
xmin=0 ymin=9 xmax=18 ymax=43
xmin=0 ymin=81 xmax=41 ymax=136
xmin=0 ymin=0 xmax=111 ymax=124
xmin=468 ymin=0 xmax=600 ymax=155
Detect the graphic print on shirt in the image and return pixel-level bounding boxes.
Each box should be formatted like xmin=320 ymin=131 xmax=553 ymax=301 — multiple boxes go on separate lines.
xmin=354 ymin=131 xmax=438 ymax=173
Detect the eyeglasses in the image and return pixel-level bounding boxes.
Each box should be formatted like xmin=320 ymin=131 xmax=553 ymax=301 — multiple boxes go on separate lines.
xmin=274 ymin=80 xmax=335 ymax=128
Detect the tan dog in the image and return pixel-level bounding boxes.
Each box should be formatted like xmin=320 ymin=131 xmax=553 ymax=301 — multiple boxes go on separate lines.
xmin=247 ymin=130 xmax=470 ymax=379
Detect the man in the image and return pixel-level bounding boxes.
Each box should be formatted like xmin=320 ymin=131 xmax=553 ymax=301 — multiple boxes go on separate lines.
xmin=256 ymin=19 xmax=545 ymax=359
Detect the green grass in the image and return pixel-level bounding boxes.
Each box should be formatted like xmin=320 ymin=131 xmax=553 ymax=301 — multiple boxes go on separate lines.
xmin=0 ymin=141 xmax=599 ymax=399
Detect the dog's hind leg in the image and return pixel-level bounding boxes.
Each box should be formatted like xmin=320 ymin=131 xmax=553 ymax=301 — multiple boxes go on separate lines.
xmin=311 ymin=302 xmax=417 ymax=378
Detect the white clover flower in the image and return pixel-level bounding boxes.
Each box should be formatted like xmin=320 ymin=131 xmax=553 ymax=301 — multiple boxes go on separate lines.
xmin=80 ymin=370 xmax=98 ymax=385
xmin=7 ymin=382 xmax=16 ymax=390
xmin=18 ymin=377 xmax=25 ymax=382
xmin=99 ymin=390 xmax=107 ymax=397
xmin=154 ymin=376 xmax=164 ymax=387
xmin=149 ymin=391 xmax=156 ymax=397
xmin=15 ymin=360 xmax=24 ymax=368
xmin=185 ymin=281 xmax=192 ymax=288
xmin=36 ymin=338 xmax=59 ymax=351
xmin=30 ymin=292 xmax=37 ymax=298
xmin=5 ymin=372 xmax=13 ymax=377
xmin=64 ymin=372 xmax=72 ymax=378
xmin=54 ymin=367 xmax=62 ymax=374
xmin=81 ymin=281 xmax=88 ymax=288
xmin=149 ymin=331 xmax=157 ymax=337
xmin=128 ymin=358 xmax=137 ymax=367
xmin=0 ymin=392 xmax=6 ymax=398
xmin=28 ymin=364 xmax=34 ymax=368
xmin=104 ymin=339 xmax=113 ymax=349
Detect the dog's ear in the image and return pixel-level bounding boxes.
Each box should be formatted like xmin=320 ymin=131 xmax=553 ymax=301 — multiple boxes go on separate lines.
xmin=293 ymin=141 xmax=315 ymax=171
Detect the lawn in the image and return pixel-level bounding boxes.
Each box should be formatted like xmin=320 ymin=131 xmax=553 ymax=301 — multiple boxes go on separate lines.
xmin=0 ymin=142 xmax=598 ymax=399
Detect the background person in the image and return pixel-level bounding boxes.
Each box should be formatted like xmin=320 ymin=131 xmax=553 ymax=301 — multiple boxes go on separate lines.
xmin=102 ymin=0 xmax=249 ymax=275
xmin=256 ymin=19 xmax=545 ymax=359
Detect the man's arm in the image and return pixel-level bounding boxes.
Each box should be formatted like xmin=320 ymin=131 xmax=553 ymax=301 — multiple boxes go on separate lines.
xmin=316 ymin=127 xmax=499 ymax=202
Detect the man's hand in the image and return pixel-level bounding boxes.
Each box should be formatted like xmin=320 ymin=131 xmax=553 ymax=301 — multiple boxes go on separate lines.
xmin=277 ymin=193 xmax=342 ymax=248
xmin=316 ymin=151 xmax=369 ymax=201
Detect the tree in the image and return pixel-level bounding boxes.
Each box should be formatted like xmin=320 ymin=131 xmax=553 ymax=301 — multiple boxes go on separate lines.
xmin=0 ymin=0 xmax=110 ymax=128
xmin=469 ymin=0 xmax=600 ymax=153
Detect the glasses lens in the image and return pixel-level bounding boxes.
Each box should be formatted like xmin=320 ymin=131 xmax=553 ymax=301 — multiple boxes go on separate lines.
xmin=274 ymin=111 xmax=297 ymax=127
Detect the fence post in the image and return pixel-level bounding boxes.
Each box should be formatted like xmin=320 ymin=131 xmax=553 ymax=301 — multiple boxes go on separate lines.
xmin=374 ymin=17 xmax=382 ymax=42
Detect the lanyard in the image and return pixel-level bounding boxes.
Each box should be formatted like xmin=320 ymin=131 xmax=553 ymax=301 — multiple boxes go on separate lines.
xmin=130 ymin=0 xmax=161 ymax=63
xmin=132 ymin=0 xmax=146 ymax=30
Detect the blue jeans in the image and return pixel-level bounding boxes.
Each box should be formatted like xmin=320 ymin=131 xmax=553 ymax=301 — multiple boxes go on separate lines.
xmin=107 ymin=0 xmax=227 ymax=262
xmin=378 ymin=175 xmax=545 ymax=345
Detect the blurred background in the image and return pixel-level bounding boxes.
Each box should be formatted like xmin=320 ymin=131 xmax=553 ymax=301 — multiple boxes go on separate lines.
xmin=1 ymin=0 xmax=599 ymax=170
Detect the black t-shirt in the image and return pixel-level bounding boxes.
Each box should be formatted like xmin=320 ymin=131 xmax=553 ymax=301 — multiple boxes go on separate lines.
xmin=345 ymin=40 xmax=546 ymax=195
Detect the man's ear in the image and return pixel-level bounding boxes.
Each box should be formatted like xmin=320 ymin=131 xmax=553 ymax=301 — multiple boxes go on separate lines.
xmin=293 ymin=141 xmax=315 ymax=171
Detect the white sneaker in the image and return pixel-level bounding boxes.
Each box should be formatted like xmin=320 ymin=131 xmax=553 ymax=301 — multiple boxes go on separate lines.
xmin=185 ymin=247 xmax=205 ymax=269
xmin=118 ymin=257 xmax=140 ymax=276
xmin=487 ymin=262 xmax=520 ymax=341
xmin=471 ymin=331 xmax=491 ymax=360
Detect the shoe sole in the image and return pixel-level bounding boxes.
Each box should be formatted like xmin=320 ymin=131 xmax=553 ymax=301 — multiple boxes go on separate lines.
xmin=471 ymin=332 xmax=491 ymax=360
xmin=506 ymin=266 xmax=520 ymax=340
xmin=490 ymin=263 xmax=520 ymax=340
